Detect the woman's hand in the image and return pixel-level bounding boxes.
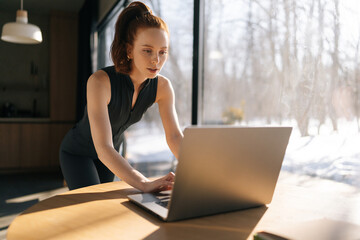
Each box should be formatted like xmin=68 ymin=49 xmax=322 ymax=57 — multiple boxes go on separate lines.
xmin=142 ymin=172 xmax=175 ymax=193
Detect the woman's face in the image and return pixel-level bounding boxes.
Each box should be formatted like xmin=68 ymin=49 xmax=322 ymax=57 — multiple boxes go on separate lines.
xmin=128 ymin=27 xmax=169 ymax=80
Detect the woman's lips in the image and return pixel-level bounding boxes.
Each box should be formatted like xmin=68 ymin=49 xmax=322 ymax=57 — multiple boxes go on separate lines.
xmin=147 ymin=68 xmax=158 ymax=73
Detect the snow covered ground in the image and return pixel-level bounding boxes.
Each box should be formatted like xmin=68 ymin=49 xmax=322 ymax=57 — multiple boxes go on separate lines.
xmin=283 ymin=119 xmax=360 ymax=188
xmin=126 ymin=119 xmax=360 ymax=189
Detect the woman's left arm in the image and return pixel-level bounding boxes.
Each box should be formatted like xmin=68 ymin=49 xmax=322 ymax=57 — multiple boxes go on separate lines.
xmin=156 ymin=75 xmax=184 ymax=159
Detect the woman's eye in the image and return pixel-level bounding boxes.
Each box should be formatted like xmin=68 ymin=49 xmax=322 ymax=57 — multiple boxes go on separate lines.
xmin=160 ymin=51 xmax=168 ymax=55
xmin=143 ymin=49 xmax=152 ymax=53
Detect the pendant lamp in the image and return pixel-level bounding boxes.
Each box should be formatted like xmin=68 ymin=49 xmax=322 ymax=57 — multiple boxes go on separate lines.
xmin=1 ymin=0 xmax=43 ymax=44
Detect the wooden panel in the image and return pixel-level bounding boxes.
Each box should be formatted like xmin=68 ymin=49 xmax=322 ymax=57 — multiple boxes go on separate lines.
xmin=20 ymin=124 xmax=50 ymax=168
xmin=50 ymin=11 xmax=78 ymax=121
xmin=49 ymin=124 xmax=73 ymax=167
xmin=0 ymin=122 xmax=75 ymax=170
xmin=0 ymin=124 xmax=21 ymax=168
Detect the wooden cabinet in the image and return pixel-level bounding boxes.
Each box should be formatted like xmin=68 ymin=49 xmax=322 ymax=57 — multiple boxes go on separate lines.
xmin=0 ymin=122 xmax=73 ymax=171
xmin=0 ymin=124 xmax=21 ymax=168
xmin=0 ymin=123 xmax=49 ymax=170
xmin=20 ymin=124 xmax=50 ymax=168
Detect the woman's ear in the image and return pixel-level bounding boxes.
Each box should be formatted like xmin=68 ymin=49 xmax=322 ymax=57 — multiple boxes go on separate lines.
xmin=127 ymin=44 xmax=133 ymax=60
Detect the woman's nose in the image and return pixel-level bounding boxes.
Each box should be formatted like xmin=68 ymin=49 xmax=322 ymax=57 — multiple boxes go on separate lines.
xmin=151 ymin=53 xmax=160 ymax=64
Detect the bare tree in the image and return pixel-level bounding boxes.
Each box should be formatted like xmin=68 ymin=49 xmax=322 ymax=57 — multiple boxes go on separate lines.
xmin=292 ymin=0 xmax=317 ymax=136
xmin=328 ymin=0 xmax=340 ymax=131
xmin=354 ymin=32 xmax=360 ymax=131
xmin=313 ymin=0 xmax=327 ymax=134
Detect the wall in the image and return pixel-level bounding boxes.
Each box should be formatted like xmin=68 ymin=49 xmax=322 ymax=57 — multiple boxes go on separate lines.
xmin=0 ymin=11 xmax=50 ymax=117
xmin=98 ymin=0 xmax=117 ymax=23
xmin=0 ymin=10 xmax=78 ymax=172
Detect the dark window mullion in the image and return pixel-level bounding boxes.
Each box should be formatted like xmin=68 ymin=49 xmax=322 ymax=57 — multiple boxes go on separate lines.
xmin=192 ymin=0 xmax=205 ymax=125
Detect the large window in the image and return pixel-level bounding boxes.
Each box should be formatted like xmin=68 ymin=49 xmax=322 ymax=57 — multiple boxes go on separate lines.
xmin=96 ymin=0 xmax=360 ymax=186
xmin=97 ymin=0 xmax=193 ymax=176
xmin=202 ymin=0 xmax=360 ymax=187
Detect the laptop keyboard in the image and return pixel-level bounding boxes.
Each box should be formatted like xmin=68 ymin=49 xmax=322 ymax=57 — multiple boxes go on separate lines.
xmin=156 ymin=199 xmax=170 ymax=208
xmin=155 ymin=195 xmax=171 ymax=208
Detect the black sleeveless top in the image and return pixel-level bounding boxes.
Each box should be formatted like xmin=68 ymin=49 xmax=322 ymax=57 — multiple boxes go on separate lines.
xmin=61 ymin=66 xmax=158 ymax=158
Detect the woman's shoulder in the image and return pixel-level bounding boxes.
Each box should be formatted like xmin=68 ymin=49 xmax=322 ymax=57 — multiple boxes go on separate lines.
xmin=157 ymin=74 xmax=172 ymax=89
xmin=155 ymin=74 xmax=174 ymax=102
xmin=89 ymin=69 xmax=110 ymax=84
xmin=87 ymin=69 xmax=112 ymax=94
xmin=87 ymin=70 xmax=112 ymax=103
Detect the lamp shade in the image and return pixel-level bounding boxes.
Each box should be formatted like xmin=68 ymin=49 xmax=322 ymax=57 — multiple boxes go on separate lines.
xmin=1 ymin=10 xmax=42 ymax=44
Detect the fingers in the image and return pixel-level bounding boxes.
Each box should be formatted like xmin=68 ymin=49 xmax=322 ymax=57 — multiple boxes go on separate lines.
xmin=155 ymin=177 xmax=174 ymax=192
xmin=160 ymin=179 xmax=174 ymax=189
xmin=158 ymin=183 xmax=173 ymax=191
xmin=162 ymin=172 xmax=175 ymax=190
xmin=164 ymin=172 xmax=175 ymax=181
xmin=144 ymin=172 xmax=176 ymax=193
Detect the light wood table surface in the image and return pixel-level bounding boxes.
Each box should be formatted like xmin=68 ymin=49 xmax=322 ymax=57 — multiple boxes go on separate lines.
xmin=7 ymin=177 xmax=360 ymax=240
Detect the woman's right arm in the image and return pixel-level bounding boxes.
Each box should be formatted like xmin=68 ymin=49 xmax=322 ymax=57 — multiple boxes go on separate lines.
xmin=87 ymin=70 xmax=174 ymax=192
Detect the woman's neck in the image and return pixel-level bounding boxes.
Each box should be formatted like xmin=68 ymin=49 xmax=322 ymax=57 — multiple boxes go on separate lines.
xmin=129 ymin=71 xmax=147 ymax=89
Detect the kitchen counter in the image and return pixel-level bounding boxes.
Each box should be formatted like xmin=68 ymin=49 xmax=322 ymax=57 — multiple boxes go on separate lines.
xmin=0 ymin=118 xmax=51 ymax=123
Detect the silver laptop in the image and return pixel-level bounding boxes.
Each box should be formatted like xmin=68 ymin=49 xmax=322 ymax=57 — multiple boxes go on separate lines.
xmin=128 ymin=126 xmax=292 ymax=222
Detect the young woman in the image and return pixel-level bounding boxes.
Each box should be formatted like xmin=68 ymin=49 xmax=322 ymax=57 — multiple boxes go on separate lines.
xmin=59 ymin=1 xmax=183 ymax=192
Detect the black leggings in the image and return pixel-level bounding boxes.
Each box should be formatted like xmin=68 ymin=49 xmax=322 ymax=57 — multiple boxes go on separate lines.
xmin=59 ymin=150 xmax=114 ymax=190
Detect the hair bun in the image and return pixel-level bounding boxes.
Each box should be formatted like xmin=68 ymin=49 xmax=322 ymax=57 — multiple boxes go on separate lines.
xmin=128 ymin=1 xmax=153 ymax=15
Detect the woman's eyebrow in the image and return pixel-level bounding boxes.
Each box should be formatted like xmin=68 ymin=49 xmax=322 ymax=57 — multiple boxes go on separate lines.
xmin=141 ymin=44 xmax=168 ymax=49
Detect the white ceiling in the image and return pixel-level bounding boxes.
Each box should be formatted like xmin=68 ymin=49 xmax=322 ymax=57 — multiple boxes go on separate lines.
xmin=0 ymin=0 xmax=86 ymax=15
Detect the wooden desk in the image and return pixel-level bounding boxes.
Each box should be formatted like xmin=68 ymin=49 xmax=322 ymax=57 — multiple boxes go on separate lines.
xmin=7 ymin=179 xmax=360 ymax=240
